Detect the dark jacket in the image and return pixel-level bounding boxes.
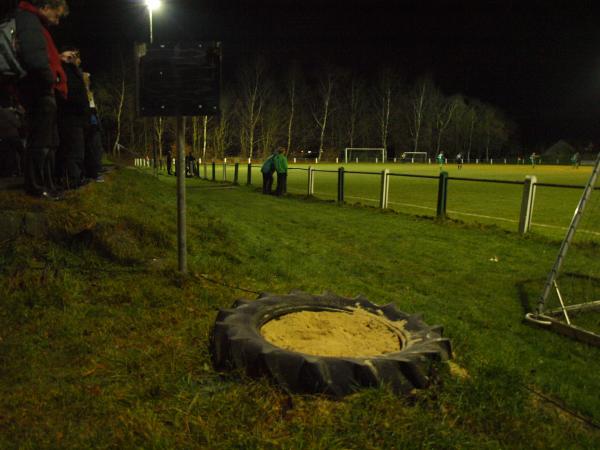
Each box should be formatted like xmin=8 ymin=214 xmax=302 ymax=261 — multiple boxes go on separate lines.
xmin=261 ymin=154 xmax=276 ymax=174
xmin=57 ymin=62 xmax=89 ymax=117
xmin=15 ymin=2 xmax=65 ymax=101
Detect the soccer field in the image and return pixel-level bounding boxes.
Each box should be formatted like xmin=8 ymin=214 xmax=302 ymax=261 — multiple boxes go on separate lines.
xmin=253 ymin=162 xmax=600 ymax=240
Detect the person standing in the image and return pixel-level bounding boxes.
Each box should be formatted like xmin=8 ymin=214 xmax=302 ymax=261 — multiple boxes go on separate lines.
xmin=456 ymin=152 xmax=463 ymax=170
xmin=15 ymin=0 xmax=69 ymax=199
xmin=56 ymin=46 xmax=89 ymax=189
xmin=261 ymin=150 xmax=276 ymax=194
xmin=81 ymin=71 xmax=104 ymax=182
xmin=274 ymin=147 xmax=288 ymax=196
xmin=165 ymin=148 xmax=173 ymax=175
xmin=436 ymin=151 xmax=445 ymax=169
xmin=530 ymin=152 xmax=537 ymax=168
xmin=571 ymin=152 xmax=580 ymax=169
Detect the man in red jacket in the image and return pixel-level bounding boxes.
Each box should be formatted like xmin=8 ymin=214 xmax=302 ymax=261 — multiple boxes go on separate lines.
xmin=16 ymin=0 xmax=69 ymax=199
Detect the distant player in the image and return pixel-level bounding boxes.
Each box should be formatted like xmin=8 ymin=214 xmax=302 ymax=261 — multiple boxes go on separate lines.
xmin=436 ymin=151 xmax=445 ymax=169
xmin=571 ymin=152 xmax=580 ymax=169
xmin=529 ymin=152 xmax=538 ymax=168
xmin=456 ymin=152 xmax=463 ymax=169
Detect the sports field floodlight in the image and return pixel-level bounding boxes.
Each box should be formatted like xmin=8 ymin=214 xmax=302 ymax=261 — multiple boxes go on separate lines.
xmin=145 ymin=0 xmax=162 ymax=43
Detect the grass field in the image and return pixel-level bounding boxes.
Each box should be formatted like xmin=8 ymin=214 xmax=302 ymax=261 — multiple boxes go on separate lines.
xmin=214 ymin=162 xmax=599 ymax=241
xmin=1 ymin=166 xmax=599 ymax=448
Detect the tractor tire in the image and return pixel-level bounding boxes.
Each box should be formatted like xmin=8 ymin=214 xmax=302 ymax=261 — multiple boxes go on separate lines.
xmin=209 ymin=291 xmax=452 ymax=397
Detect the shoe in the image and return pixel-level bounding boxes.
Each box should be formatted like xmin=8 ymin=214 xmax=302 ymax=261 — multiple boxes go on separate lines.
xmin=39 ymin=190 xmax=63 ymax=201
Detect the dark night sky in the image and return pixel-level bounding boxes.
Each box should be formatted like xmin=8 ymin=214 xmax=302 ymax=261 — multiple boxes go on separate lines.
xmin=54 ymin=0 xmax=600 ymax=148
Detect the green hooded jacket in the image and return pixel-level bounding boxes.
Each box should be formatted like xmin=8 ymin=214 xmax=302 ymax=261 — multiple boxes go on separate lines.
xmin=274 ymin=153 xmax=288 ymax=174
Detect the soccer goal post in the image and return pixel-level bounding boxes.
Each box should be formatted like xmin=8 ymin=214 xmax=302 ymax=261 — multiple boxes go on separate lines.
xmin=400 ymin=151 xmax=428 ymax=163
xmin=344 ymin=148 xmax=386 ymax=164
xmin=525 ymin=152 xmax=600 ymax=346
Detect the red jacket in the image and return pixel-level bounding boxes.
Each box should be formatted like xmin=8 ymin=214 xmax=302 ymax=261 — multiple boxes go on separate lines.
xmin=18 ymin=1 xmax=67 ymax=99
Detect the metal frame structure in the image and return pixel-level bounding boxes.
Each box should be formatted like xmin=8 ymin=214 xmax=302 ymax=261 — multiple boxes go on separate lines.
xmin=526 ymin=152 xmax=600 ymax=346
xmin=344 ymin=147 xmax=386 ymax=164
xmin=400 ymin=151 xmax=428 ymax=163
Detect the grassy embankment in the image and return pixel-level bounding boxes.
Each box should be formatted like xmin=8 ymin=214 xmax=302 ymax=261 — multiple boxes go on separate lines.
xmin=0 ymin=166 xmax=599 ymax=448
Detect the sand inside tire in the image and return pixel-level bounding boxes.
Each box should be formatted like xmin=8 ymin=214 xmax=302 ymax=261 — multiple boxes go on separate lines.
xmin=260 ymin=307 xmax=406 ymax=357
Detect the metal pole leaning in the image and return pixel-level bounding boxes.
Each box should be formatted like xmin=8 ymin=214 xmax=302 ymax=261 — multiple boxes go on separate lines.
xmin=436 ymin=171 xmax=449 ymax=219
xmin=233 ymin=163 xmax=239 ymax=185
xmin=247 ymin=163 xmax=252 ymax=185
xmin=519 ymin=175 xmax=537 ymax=235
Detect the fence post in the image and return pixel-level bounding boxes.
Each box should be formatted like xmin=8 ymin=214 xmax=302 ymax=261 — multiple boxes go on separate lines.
xmin=307 ymin=166 xmax=314 ymax=196
xmin=233 ymin=163 xmax=239 ymax=185
xmin=337 ymin=167 xmax=345 ymax=205
xmin=211 ymin=161 xmax=216 ymax=181
xmin=247 ymin=163 xmax=252 ymax=185
xmin=519 ymin=175 xmax=537 ymax=234
xmin=380 ymin=169 xmax=390 ymax=209
xmin=436 ymin=171 xmax=449 ymax=219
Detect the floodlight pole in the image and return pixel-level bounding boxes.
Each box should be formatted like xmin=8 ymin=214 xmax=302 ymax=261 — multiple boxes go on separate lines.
xmin=176 ymin=116 xmax=187 ymax=273
xmin=148 ymin=9 xmax=154 ymax=44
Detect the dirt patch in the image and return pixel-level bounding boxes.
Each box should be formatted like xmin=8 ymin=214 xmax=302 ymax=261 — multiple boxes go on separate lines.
xmin=260 ymin=307 xmax=407 ymax=357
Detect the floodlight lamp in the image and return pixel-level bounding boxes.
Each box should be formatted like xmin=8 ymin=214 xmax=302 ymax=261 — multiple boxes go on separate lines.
xmin=145 ymin=0 xmax=162 ymax=11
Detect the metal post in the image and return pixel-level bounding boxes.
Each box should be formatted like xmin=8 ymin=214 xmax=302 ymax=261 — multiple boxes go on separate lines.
xmin=308 ymin=166 xmax=314 ymax=196
xmin=518 ymin=175 xmax=537 ymax=235
xmin=537 ymin=152 xmax=600 ymax=314
xmin=176 ymin=116 xmax=187 ymax=274
xmin=247 ymin=163 xmax=252 ymax=185
xmin=211 ymin=161 xmax=216 ymax=181
xmin=234 ymin=163 xmax=239 ymax=185
xmin=380 ymin=169 xmax=390 ymax=209
xmin=436 ymin=171 xmax=448 ymax=219
xmin=337 ymin=167 xmax=345 ymax=205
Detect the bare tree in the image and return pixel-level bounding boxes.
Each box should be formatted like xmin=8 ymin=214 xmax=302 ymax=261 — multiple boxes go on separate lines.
xmin=345 ymin=72 xmax=365 ymax=148
xmin=407 ymin=78 xmax=432 ymax=154
xmin=311 ymin=68 xmax=336 ymax=160
xmin=375 ymin=69 xmax=397 ymax=152
xmin=212 ymin=93 xmax=233 ymax=160
xmin=285 ymin=64 xmax=299 ymax=153
xmin=433 ymin=94 xmax=461 ymax=154
xmin=154 ymin=117 xmax=166 ymax=158
xmin=238 ymin=59 xmax=269 ymax=160
xmin=111 ymin=52 xmax=127 ymax=156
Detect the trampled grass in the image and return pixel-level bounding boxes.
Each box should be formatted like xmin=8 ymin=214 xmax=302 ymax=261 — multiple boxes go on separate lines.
xmin=0 ymin=166 xmax=599 ymax=448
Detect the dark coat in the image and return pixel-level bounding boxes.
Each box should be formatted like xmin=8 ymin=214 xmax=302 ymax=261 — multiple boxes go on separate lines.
xmin=57 ymin=62 xmax=88 ymax=117
xmin=15 ymin=8 xmax=55 ymax=97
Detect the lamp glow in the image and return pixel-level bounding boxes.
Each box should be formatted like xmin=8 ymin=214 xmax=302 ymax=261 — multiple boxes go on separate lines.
xmin=145 ymin=0 xmax=161 ymax=11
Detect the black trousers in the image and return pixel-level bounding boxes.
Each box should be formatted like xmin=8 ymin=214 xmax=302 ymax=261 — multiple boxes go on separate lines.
xmin=84 ymin=127 xmax=103 ymax=179
xmin=262 ymin=172 xmax=274 ymax=194
xmin=275 ymin=172 xmax=287 ymax=196
xmin=23 ymin=94 xmax=58 ymax=195
xmin=57 ymin=115 xmax=85 ymax=188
